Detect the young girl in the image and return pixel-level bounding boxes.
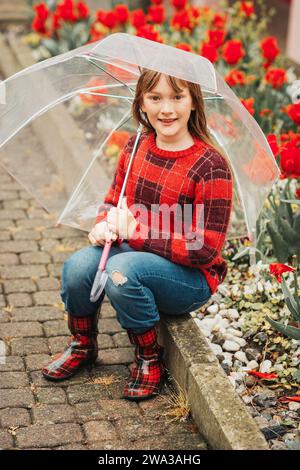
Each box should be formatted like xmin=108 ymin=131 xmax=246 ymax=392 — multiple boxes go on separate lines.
xmin=42 ymin=69 xmax=233 ymax=402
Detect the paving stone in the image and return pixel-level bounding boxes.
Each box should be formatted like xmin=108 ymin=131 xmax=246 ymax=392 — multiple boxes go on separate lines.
xmin=0 ymin=429 xmax=14 ymax=449
xmin=97 ymin=334 xmax=114 ymax=350
xmin=0 ymin=264 xmax=47 ymax=279
xmin=74 ymin=401 xmax=105 ymax=423
xmin=11 ymin=306 xmax=64 ymax=322
xmin=47 ymin=335 xmax=69 ymax=354
xmin=51 ymin=252 xmax=73 ymax=263
xmin=39 ymin=239 xmax=60 ymax=252
xmin=4 ymin=199 xmax=28 ymax=210
xmin=15 ymin=423 xmax=83 ymax=449
xmin=33 ymin=291 xmax=61 ymax=306
xmin=32 ymin=404 xmax=76 ymax=425
xmin=7 ymin=293 xmax=33 ymax=308
xmin=0 ymin=210 xmax=26 ymax=220
xmin=0 ymin=407 xmax=31 ymax=429
xmin=16 ymin=218 xmax=52 ymax=229
xmin=0 ymin=322 xmax=43 ymax=338
xmin=0 ymin=311 xmax=10 ymax=322
xmin=20 ymin=252 xmax=50 ymax=264
xmin=112 ymin=332 xmax=131 ymax=347
xmin=100 ymin=302 xmax=116 ymax=318
xmin=0 ymin=371 xmax=29 ymax=389
xmin=88 ymin=365 xmax=130 ymax=400
xmin=27 ymin=208 xmax=49 ymax=218
xmin=43 ymin=320 xmax=68 ymax=337
xmin=98 ymin=347 xmax=134 ymax=366
xmin=99 ymin=318 xmax=123 ymax=334
xmin=10 ymin=337 xmax=49 ymax=356
xmin=0 ymin=295 xmax=5 ymax=308
xmin=43 ymin=228 xmax=82 ymax=239
xmin=47 ymin=264 xmax=63 ymax=278
xmin=36 ymin=277 xmax=60 ymax=291
xmin=55 ymin=443 xmax=87 ymax=450
xmin=108 ymin=433 xmax=207 ymax=451
xmin=0 ymin=253 xmax=19 ymax=265
xmin=36 ymin=387 xmax=67 ymax=404
xmin=66 ymin=384 xmax=110 ymax=404
xmin=98 ymin=399 xmax=141 ymax=420
xmin=14 ymin=231 xmax=42 ymax=241
xmin=0 ymin=220 xmax=15 ymax=230
xmin=0 ymin=388 xmax=34 ymax=408
xmin=24 ymin=354 xmax=51 ymax=372
xmin=0 ymin=191 xmax=18 ymax=200
xmin=0 ymin=231 xmax=11 ymax=241
xmin=3 ymin=278 xmax=37 ymax=294
xmin=0 ymin=240 xmax=38 ymax=253
xmin=83 ymin=420 xmax=119 ymax=443
xmin=30 ymin=369 xmax=91 ymax=388
xmin=0 ymin=356 xmax=24 ymax=372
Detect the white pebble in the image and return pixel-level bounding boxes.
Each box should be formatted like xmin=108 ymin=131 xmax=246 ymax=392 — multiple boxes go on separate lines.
xmin=218 ymin=309 xmax=228 ymax=316
xmin=247 ymin=360 xmax=259 ymax=370
xmin=227 ymin=327 xmax=243 ymax=338
xmin=228 ymin=376 xmax=236 ymax=388
xmin=234 ymin=351 xmax=248 ymax=364
xmin=218 ymin=285 xmax=230 ymax=296
xmin=260 ymin=360 xmax=272 ymax=373
xmin=222 ymin=358 xmax=233 ymax=368
xmin=227 ymin=308 xmax=240 ymax=320
xmin=201 ymin=318 xmax=216 ymax=328
xmin=223 ymin=340 xmax=240 ymax=352
xmin=232 ymin=337 xmax=246 ymax=347
xmin=207 ymin=304 xmax=219 ymax=315
xmin=210 ymin=343 xmax=223 ymax=356
xmin=223 ymin=352 xmax=233 ymax=360
xmin=288 ymin=402 xmax=300 ymax=411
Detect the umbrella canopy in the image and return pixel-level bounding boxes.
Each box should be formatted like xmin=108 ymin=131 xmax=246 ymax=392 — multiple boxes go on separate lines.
xmin=0 ymin=32 xmax=280 ymax=243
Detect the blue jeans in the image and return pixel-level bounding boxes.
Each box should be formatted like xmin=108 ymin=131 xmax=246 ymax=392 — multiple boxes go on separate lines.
xmin=60 ymin=242 xmax=212 ymax=333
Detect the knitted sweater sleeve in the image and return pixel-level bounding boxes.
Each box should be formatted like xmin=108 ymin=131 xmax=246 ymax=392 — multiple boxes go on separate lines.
xmin=128 ymin=152 xmax=233 ymax=269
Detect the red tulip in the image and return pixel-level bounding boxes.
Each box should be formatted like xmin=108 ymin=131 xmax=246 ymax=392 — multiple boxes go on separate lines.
xmin=270 ymin=263 xmax=296 ymax=283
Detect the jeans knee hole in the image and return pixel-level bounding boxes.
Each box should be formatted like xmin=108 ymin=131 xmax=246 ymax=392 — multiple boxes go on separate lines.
xmin=110 ymin=270 xmax=128 ymax=286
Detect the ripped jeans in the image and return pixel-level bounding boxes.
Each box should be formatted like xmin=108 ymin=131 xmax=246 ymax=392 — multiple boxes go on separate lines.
xmin=60 ymin=242 xmax=212 ymax=334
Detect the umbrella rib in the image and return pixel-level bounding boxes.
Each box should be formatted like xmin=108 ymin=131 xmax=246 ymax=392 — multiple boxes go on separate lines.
xmin=86 ymin=57 xmax=136 ymax=97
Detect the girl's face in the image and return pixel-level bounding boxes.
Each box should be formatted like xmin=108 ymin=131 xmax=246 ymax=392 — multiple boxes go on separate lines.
xmin=141 ymin=74 xmax=195 ymax=141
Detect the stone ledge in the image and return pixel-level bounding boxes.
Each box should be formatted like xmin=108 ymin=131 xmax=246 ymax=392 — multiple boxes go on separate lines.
xmin=159 ymin=313 xmax=269 ymax=450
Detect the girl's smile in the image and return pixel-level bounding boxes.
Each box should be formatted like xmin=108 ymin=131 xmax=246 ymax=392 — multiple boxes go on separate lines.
xmin=141 ymin=74 xmax=195 ymax=147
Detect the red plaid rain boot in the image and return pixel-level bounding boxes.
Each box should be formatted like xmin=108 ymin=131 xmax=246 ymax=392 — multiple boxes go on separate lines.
xmin=41 ymin=313 xmax=99 ymax=381
xmin=123 ymin=326 xmax=166 ymax=401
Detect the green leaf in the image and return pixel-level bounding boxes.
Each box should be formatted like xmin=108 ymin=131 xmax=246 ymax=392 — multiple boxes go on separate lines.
xmin=281 ymin=278 xmax=300 ymax=323
xmin=293 ymin=212 xmax=300 ymax=233
xmin=281 ymin=198 xmax=300 ymax=206
xmin=292 ymin=369 xmax=300 ymax=383
xmin=42 ymin=39 xmax=59 ymax=56
xmin=278 ymin=218 xmax=299 ymax=245
xmin=266 ymin=316 xmax=300 ymax=340
xmin=266 ymin=221 xmax=289 ymax=263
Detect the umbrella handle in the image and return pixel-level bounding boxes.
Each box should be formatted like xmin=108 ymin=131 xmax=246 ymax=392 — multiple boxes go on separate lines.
xmin=99 ymin=240 xmax=112 ymax=271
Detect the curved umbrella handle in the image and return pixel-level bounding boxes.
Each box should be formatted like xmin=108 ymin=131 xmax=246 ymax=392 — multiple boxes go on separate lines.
xmin=99 ymin=239 xmax=113 ymax=271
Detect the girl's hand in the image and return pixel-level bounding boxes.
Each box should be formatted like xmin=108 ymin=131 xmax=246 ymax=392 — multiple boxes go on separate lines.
xmin=88 ymin=220 xmax=118 ymax=246
xmin=107 ymin=197 xmax=138 ymax=240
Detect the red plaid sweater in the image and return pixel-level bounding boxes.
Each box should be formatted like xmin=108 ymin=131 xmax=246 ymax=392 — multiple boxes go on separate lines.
xmin=96 ymin=131 xmax=233 ymax=295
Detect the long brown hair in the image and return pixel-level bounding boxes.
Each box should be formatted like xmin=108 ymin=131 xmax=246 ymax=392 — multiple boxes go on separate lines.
xmin=131 ymin=68 xmax=234 ymax=178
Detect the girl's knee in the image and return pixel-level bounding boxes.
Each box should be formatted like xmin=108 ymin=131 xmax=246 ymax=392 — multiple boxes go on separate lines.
xmin=62 ymin=248 xmax=93 ymax=291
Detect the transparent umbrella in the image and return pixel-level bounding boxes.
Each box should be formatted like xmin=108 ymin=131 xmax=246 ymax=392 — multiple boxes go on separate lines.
xmin=0 ymin=32 xmax=280 ymax=300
